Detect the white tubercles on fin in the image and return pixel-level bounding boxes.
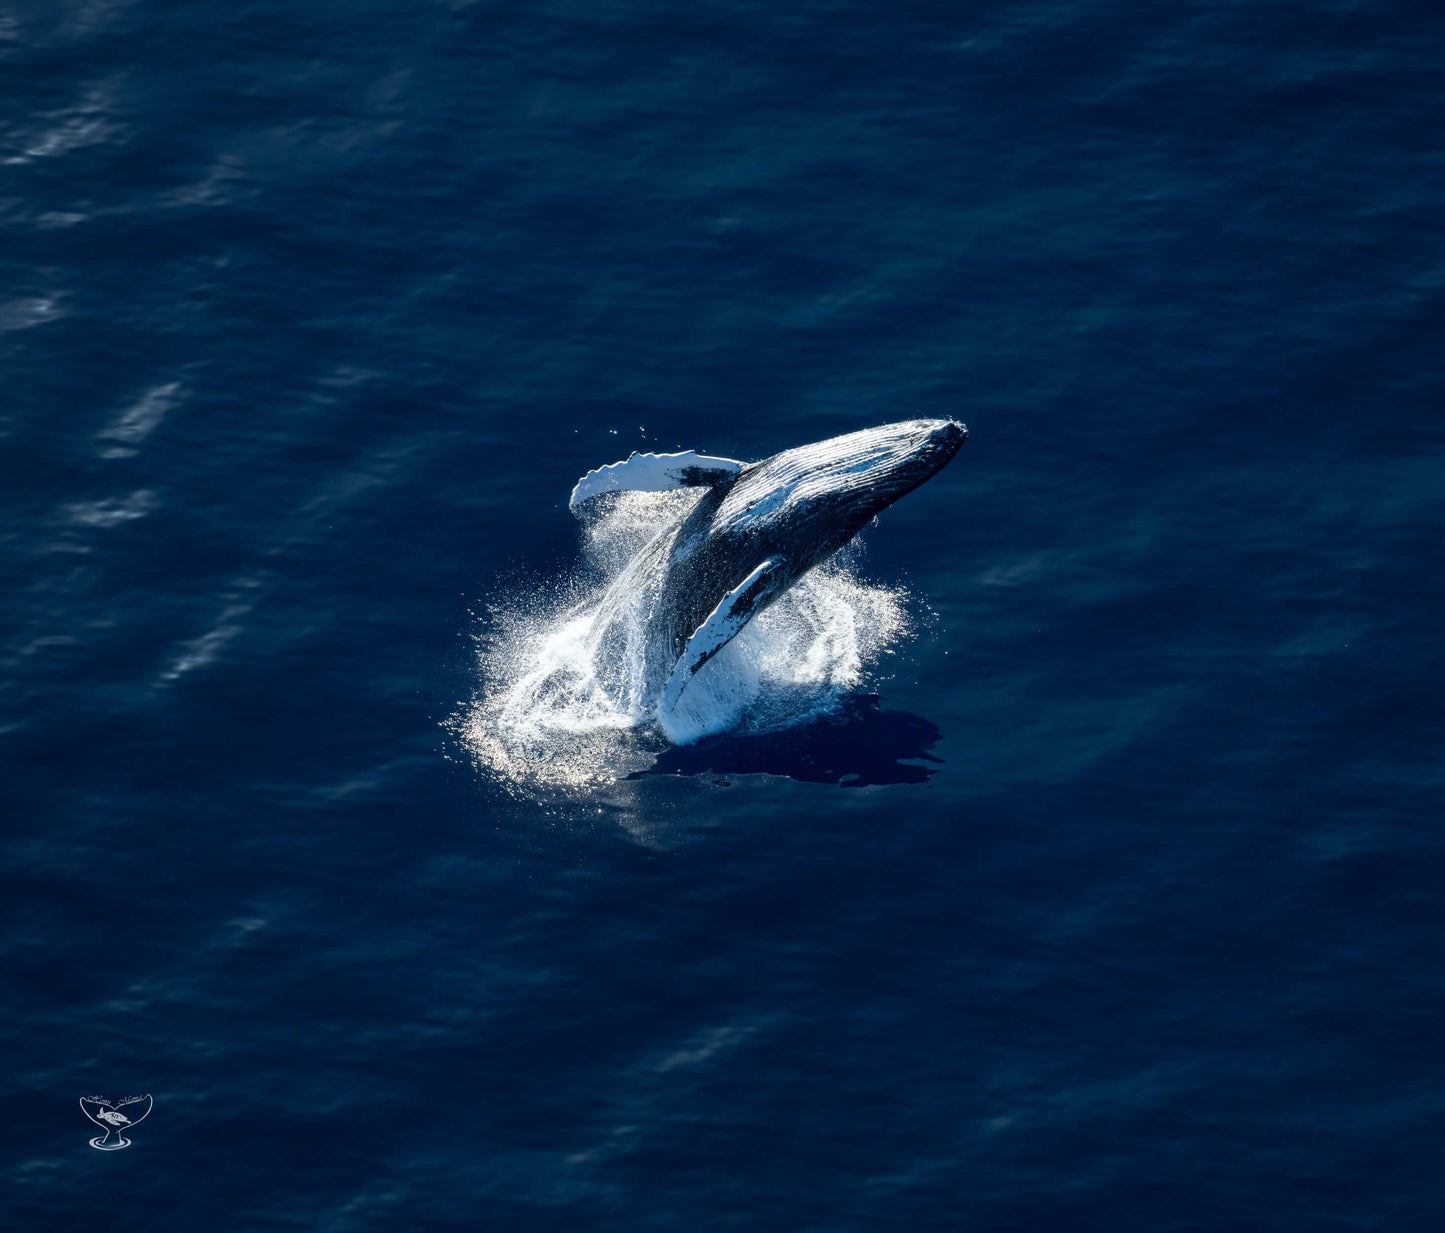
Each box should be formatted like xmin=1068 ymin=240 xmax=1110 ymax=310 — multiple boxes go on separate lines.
xmin=569 ymin=451 xmax=744 ymax=512
xmin=661 ymin=556 xmax=788 ymax=715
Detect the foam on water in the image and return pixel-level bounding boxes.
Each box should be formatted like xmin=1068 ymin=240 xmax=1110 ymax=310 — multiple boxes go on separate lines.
xmin=455 ymin=490 xmax=912 ymax=792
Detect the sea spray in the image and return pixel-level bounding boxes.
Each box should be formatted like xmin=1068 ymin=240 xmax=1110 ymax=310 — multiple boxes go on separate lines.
xmin=455 ymin=490 xmax=912 ymax=791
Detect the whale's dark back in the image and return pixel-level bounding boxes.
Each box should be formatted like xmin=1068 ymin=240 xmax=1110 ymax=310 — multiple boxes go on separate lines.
xmin=651 ymin=420 xmax=967 ymax=660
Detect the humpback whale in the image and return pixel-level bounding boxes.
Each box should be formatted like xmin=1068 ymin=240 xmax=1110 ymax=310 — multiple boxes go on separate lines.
xmin=568 ymin=419 xmax=967 ymax=722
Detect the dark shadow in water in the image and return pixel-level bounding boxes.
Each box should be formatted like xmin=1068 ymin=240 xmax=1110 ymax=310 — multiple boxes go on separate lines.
xmin=631 ymin=695 xmax=943 ymax=787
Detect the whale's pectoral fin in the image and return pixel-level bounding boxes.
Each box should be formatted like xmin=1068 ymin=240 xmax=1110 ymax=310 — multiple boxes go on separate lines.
xmin=661 ymin=556 xmax=788 ymax=714
xmin=569 ymin=451 xmax=744 ymax=513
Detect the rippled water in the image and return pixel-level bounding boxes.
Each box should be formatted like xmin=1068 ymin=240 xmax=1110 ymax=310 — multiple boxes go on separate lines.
xmin=5 ymin=0 xmax=1444 ymax=1229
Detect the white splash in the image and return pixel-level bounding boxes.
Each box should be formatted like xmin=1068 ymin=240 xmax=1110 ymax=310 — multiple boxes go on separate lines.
xmin=454 ymin=490 xmax=912 ymax=793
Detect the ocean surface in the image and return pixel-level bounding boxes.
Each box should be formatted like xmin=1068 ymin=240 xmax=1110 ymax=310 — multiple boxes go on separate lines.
xmin=4 ymin=1 xmax=1443 ymax=1228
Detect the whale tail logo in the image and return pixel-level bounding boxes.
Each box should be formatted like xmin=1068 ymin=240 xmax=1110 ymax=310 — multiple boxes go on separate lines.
xmin=80 ymin=1094 xmax=152 ymax=1150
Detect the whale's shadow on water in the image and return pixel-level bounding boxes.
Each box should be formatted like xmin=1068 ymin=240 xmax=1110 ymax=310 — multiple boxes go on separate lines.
xmin=630 ymin=695 xmax=943 ymax=787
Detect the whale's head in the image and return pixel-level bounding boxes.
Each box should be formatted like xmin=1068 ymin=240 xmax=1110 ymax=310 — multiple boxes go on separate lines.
xmin=712 ymin=418 xmax=967 ymax=559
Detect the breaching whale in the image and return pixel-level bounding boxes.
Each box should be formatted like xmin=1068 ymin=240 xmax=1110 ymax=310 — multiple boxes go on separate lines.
xmin=568 ymin=419 xmax=967 ymax=721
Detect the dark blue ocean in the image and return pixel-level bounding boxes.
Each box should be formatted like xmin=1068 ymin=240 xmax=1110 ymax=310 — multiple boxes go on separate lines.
xmin=5 ymin=1 xmax=1444 ymax=1228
